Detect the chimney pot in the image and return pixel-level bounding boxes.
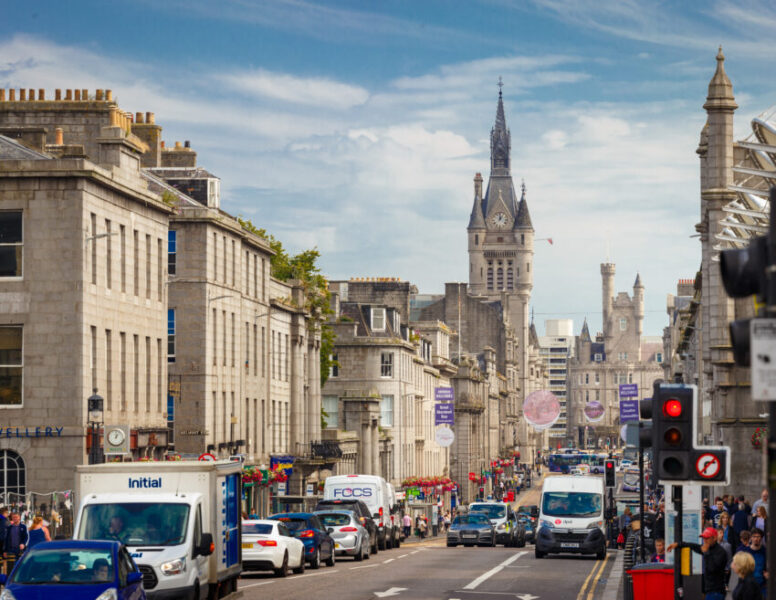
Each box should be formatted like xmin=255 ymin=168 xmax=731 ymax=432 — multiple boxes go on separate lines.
xmin=174 ymin=141 xmax=182 ymax=149
xmin=135 ymin=112 xmax=144 ymax=124
xmin=19 ymin=89 xmax=26 ymax=101
xmin=55 ymin=128 xmax=64 ymax=145
xmin=38 ymin=89 xmax=45 ymax=100
xmin=0 ymin=89 xmax=5 ymax=102
xmin=146 ymin=112 xmax=154 ymax=124
xmin=184 ymin=140 xmax=190 ymax=148
xmin=29 ymin=89 xmax=34 ymax=100
xmin=55 ymin=89 xmax=62 ymax=100
xmin=82 ymin=89 xmax=88 ymax=100
xmin=74 ymin=89 xmax=80 ymax=101
xmin=9 ymin=89 xmax=15 ymax=101
xmin=65 ymin=89 xmax=72 ymax=100
xmin=96 ymin=89 xmax=104 ymax=100
xmin=105 ymin=90 xmax=113 ymax=101
xmin=161 ymin=141 xmax=165 ymax=148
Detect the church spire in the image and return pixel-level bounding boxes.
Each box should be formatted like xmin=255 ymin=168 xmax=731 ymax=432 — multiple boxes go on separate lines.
xmin=490 ymin=78 xmax=511 ymax=175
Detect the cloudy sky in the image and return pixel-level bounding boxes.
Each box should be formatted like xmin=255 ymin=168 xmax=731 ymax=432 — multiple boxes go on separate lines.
xmin=2 ymin=0 xmax=776 ymax=336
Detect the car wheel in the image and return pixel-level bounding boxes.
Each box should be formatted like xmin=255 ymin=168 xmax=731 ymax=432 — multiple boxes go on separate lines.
xmin=518 ymin=536 xmax=526 ymax=548
xmin=354 ymin=541 xmax=364 ymax=561
xmin=378 ymin=536 xmax=386 ymax=551
xmin=326 ymin=546 xmax=336 ymax=567
xmin=394 ymin=534 xmax=400 ymax=549
xmin=364 ymin=542 xmax=371 ymax=560
xmin=293 ymin=549 xmax=306 ymax=574
xmin=309 ymin=547 xmax=321 ymax=569
xmin=190 ymin=581 xmax=200 ymax=600
xmin=535 ymin=549 xmax=545 ymax=559
xmin=274 ymin=552 xmax=289 ymax=577
xmin=596 ymin=547 xmax=606 ymax=560
xmin=446 ymin=542 xmax=457 ymax=547
xmin=371 ymin=538 xmax=378 ymax=555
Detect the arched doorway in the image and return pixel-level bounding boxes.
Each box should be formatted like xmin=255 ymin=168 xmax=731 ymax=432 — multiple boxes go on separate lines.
xmin=0 ymin=450 xmax=25 ymax=502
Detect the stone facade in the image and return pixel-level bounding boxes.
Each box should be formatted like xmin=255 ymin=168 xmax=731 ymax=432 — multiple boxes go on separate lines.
xmin=568 ymin=264 xmax=663 ymax=448
xmin=538 ymin=319 xmax=575 ymax=443
xmin=0 ymin=90 xmax=174 ymax=496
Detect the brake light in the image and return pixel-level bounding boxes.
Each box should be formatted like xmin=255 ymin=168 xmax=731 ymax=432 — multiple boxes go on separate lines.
xmin=340 ymin=527 xmax=358 ymax=532
xmin=379 ymin=507 xmax=383 ymax=516
xmin=299 ymin=530 xmax=315 ymax=538
xmin=257 ymin=540 xmax=277 ymax=547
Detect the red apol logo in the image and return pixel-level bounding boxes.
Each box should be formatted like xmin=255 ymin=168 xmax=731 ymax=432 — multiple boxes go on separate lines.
xmin=555 ymin=519 xmax=562 ymax=525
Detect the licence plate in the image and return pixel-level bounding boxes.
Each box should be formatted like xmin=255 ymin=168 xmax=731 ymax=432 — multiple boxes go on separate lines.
xmin=560 ymin=542 xmax=579 ymax=548
xmin=463 ymin=534 xmax=476 ymax=539
xmin=242 ymin=542 xmax=253 ymax=549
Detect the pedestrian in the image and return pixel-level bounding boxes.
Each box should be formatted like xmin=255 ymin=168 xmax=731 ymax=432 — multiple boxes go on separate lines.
xmin=734 ymin=499 xmax=752 ymax=538
xmin=667 ymin=526 xmax=728 ymax=600
xmin=711 ymin=497 xmax=725 ymax=526
xmin=402 ymin=513 xmax=411 ymax=539
xmin=736 ymin=530 xmax=752 ymax=554
xmin=731 ymin=551 xmax=763 ymax=600
xmin=752 ymin=489 xmax=769 ymax=517
xmin=4 ymin=513 xmax=27 ymax=562
xmin=418 ymin=517 xmax=427 ymax=539
xmin=654 ymin=502 xmax=666 ymax=540
xmin=743 ymin=528 xmax=767 ymax=598
xmin=717 ymin=528 xmax=733 ymax=586
xmin=753 ymin=506 xmax=768 ymax=538
xmin=0 ymin=508 xmax=9 ymax=555
xmin=651 ymin=538 xmax=666 ymax=563
xmin=27 ymin=515 xmax=50 ymax=550
xmin=720 ymin=512 xmax=740 ymax=551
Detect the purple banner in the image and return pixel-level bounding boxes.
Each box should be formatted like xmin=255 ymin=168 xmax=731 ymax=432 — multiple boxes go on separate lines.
xmin=619 ymin=383 xmax=639 ymax=398
xmin=619 ymin=399 xmax=640 ymax=423
xmin=435 ymin=402 xmax=455 ymax=425
xmin=434 ymin=387 xmax=454 ymax=402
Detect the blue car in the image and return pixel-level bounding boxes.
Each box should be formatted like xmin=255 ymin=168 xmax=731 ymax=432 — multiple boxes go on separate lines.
xmin=269 ymin=513 xmax=336 ymax=569
xmin=0 ymin=539 xmax=145 ymax=600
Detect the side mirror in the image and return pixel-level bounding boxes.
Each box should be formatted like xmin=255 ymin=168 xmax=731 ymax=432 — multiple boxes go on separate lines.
xmin=373 ymin=513 xmax=380 ymax=519
xmin=127 ymin=572 xmax=143 ymax=585
xmin=199 ymin=533 xmax=214 ymax=557
xmin=327 ymin=527 xmax=334 ymax=534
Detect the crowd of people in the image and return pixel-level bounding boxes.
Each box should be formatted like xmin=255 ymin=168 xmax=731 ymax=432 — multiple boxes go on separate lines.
xmin=620 ymin=488 xmax=771 ymax=600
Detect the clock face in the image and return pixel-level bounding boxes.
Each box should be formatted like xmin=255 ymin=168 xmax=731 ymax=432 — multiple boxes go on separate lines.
xmin=108 ymin=428 xmax=126 ymax=446
xmin=490 ymin=212 xmax=509 ymax=229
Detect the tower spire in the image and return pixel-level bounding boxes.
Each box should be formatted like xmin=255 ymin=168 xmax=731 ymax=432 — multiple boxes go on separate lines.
xmin=491 ymin=80 xmax=510 ymax=174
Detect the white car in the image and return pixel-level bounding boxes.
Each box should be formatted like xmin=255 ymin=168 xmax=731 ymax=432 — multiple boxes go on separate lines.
xmin=242 ymin=519 xmax=306 ymax=577
xmin=617 ymin=460 xmax=633 ymax=472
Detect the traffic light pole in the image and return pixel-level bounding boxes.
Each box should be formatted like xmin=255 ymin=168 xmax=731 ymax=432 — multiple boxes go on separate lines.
xmin=639 ymin=445 xmax=645 ymax=564
xmin=673 ymin=485 xmax=683 ymax=600
xmin=767 ymin=189 xmax=776 ymax=600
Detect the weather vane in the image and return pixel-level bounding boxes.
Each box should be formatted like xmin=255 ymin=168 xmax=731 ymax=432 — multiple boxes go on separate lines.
xmin=498 ymin=76 xmax=503 ymax=94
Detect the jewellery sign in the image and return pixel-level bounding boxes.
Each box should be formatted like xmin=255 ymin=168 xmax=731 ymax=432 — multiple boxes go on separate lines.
xmin=104 ymin=424 xmax=130 ymax=456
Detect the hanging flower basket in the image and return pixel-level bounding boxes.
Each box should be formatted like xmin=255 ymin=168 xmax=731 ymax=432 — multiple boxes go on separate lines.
xmin=752 ymin=427 xmax=768 ymax=449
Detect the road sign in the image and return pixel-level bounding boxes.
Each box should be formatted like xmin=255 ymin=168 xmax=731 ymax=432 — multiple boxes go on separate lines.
xmin=751 ymin=319 xmax=776 ymax=401
xmin=435 ymin=426 xmax=455 ymax=447
xmin=435 ymin=402 xmax=454 ymax=425
xmin=619 ymin=399 xmax=640 ymax=423
xmin=434 ymin=387 xmax=454 ymax=402
xmin=619 ymin=383 xmax=639 ymax=398
xmin=198 ymin=452 xmax=216 ymax=462
xmin=695 ymin=453 xmax=721 ymax=479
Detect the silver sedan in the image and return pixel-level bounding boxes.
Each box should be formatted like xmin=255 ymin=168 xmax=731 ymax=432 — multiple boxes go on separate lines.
xmin=315 ymin=510 xmax=371 ymax=561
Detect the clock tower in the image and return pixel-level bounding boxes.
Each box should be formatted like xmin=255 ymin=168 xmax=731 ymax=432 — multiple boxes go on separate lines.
xmin=467 ymin=83 xmax=534 ymax=401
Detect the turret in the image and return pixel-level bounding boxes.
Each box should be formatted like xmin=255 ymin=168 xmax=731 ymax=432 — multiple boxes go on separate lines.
xmin=633 ymin=273 xmax=644 ymax=336
xmin=703 ymin=46 xmax=737 ymax=191
xmin=601 ymin=263 xmax=616 ymax=338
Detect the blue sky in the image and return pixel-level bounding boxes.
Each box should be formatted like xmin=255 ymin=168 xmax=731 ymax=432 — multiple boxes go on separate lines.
xmin=2 ymin=0 xmax=776 ymax=337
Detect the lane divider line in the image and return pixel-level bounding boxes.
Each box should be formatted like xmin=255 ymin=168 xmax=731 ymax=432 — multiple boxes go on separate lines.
xmin=463 ymin=551 xmax=528 ymax=590
xmin=586 ymin=552 xmax=610 ymax=600
xmin=383 ymin=558 xmax=395 ymax=564
xmin=398 ymin=554 xmax=409 ymax=559
xmin=351 ymin=563 xmax=379 ymax=570
xmin=576 ymin=553 xmax=609 ymax=600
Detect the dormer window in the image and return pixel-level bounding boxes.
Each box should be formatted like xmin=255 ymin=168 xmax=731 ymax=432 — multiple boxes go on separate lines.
xmin=392 ymin=310 xmax=400 ymax=333
xmin=371 ymin=307 xmax=386 ymax=331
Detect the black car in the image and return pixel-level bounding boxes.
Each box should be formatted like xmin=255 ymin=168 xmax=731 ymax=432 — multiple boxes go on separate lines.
xmin=447 ymin=513 xmax=495 ymax=547
xmin=269 ymin=513 xmax=336 ymax=568
xmin=315 ymin=499 xmax=379 ymax=554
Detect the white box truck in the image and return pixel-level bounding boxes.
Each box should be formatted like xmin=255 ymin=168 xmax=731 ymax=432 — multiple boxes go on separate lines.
xmin=74 ymin=460 xmax=242 ymax=600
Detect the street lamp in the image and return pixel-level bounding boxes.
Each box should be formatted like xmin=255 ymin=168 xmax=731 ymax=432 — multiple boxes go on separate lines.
xmin=88 ymin=389 xmax=104 ymax=465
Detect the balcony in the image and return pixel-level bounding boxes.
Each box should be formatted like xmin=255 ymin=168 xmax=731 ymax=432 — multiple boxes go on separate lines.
xmin=295 ymin=440 xmax=343 ymax=463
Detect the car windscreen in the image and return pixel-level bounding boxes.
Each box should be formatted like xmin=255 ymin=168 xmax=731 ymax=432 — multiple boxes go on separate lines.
xmin=78 ymin=502 xmax=190 ymax=546
xmin=10 ymin=548 xmax=114 ymax=585
xmin=318 ymin=513 xmax=351 ymax=526
xmin=273 ymin=517 xmax=308 ymax=532
xmin=542 ymin=492 xmax=602 ymax=517
xmin=242 ymin=523 xmax=273 ymax=535
xmin=469 ymin=504 xmax=506 ymax=519
xmin=453 ymin=514 xmax=490 ymax=526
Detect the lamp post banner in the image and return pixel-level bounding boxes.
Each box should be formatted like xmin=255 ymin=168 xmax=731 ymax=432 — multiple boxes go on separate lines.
xmin=435 ymin=403 xmax=455 ymax=425
xmin=434 ymin=387 xmax=454 ymax=402
xmin=619 ymin=384 xmax=639 ymax=398
xmin=619 ymin=399 xmax=640 ymax=423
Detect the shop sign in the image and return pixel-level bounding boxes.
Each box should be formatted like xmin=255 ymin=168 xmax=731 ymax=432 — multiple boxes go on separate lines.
xmin=0 ymin=426 xmax=63 ymax=438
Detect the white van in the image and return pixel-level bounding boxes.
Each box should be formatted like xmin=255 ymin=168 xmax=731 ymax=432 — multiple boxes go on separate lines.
xmin=323 ymin=474 xmax=397 ymax=550
xmin=535 ymin=475 xmax=606 ymax=559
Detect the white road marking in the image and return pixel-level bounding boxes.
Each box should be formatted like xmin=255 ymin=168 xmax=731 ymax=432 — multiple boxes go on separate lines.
xmin=374 ymin=587 xmax=408 ymax=597
xmin=383 ymin=558 xmax=395 ymax=564
xmin=239 ymin=580 xmax=276 ymax=589
xmin=463 ymin=551 xmax=528 ymax=590
xmin=351 ymin=563 xmax=379 ymax=570
xmin=398 ymin=554 xmax=409 ymax=559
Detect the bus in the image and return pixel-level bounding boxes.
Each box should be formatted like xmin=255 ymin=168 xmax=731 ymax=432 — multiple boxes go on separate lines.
xmin=547 ymin=452 xmax=607 ymax=474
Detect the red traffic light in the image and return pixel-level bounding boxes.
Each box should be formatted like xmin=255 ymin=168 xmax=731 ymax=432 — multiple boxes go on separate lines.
xmin=606 ymin=461 xmax=614 ymax=469
xmin=663 ymin=398 xmax=682 ymax=418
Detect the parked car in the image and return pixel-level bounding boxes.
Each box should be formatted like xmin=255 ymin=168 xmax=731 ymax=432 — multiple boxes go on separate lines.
xmin=518 ymin=513 xmax=535 ymax=543
xmin=518 ymin=504 xmax=540 ymax=520
xmin=447 ymin=513 xmax=496 ymax=547
xmin=0 ymin=539 xmax=145 ymax=600
xmin=242 ymin=519 xmax=306 ymax=577
xmin=469 ymin=501 xmax=525 ymax=547
xmin=315 ymin=498 xmax=378 ymax=554
xmin=315 ymin=510 xmax=371 ymax=561
xmin=269 ymin=513 xmax=336 ymax=569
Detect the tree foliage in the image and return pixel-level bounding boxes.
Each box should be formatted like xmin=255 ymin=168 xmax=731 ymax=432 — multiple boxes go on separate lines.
xmin=237 ymin=217 xmax=337 ymax=386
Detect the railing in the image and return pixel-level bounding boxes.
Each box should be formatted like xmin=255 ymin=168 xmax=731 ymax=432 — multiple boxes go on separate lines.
xmin=296 ymin=440 xmax=343 ymax=460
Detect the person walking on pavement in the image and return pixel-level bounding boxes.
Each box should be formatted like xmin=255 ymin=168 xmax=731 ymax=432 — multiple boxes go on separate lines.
xmin=667 ymin=526 xmax=728 ymax=600
xmin=731 ymin=551 xmax=763 ymax=600
xmin=743 ymin=528 xmax=768 ymax=598
xmin=27 ymin=516 xmax=51 ymax=550
xmin=0 ymin=508 xmax=9 ymax=556
xmin=402 ymin=513 xmax=411 ymax=539
xmin=4 ymin=513 xmax=27 ymax=562
xmin=752 ymin=489 xmax=769 ymax=517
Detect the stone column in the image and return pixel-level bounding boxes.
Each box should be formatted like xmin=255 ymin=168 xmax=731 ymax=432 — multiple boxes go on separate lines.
xmin=372 ymin=420 xmax=379 ymax=475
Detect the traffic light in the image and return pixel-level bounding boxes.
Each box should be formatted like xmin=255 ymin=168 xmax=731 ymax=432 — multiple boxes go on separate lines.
xmin=652 ymin=385 xmax=693 ymax=480
xmin=604 ymin=459 xmax=615 ymax=487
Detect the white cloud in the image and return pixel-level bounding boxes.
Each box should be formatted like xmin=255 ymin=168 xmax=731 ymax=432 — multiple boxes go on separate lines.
xmin=542 ymin=129 xmax=568 ymax=149
xmin=219 ymin=69 xmax=369 ymax=110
